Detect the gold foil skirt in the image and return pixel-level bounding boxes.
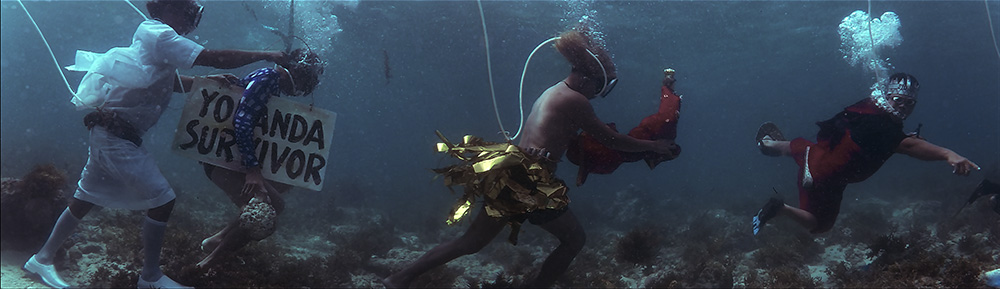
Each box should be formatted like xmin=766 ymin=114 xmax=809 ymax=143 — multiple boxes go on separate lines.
xmin=433 ymin=131 xmax=569 ymax=229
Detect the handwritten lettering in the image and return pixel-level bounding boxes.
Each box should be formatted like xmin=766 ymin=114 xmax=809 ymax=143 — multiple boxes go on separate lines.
xmin=174 ymin=78 xmax=336 ymax=191
xmin=198 ymin=90 xmax=219 ymax=118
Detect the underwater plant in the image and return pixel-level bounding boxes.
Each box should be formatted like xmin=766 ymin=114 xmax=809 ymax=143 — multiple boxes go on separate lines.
xmin=763 ymin=266 xmax=820 ymax=288
xmin=468 ymin=272 xmax=516 ymax=288
xmin=615 ymin=226 xmax=663 ymax=265
xmin=866 ymin=233 xmax=908 ymax=266
xmin=0 ymin=164 xmax=69 ymax=250
xmin=751 ymin=242 xmax=806 ymax=270
xmin=833 ymin=202 xmax=894 ymax=243
xmin=409 ymin=265 xmax=463 ymax=288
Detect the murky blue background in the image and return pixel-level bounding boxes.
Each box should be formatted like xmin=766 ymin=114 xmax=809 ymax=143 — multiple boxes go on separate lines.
xmin=2 ymin=1 xmax=998 ymax=224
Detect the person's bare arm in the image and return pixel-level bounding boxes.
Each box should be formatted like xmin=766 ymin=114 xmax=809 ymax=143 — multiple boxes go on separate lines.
xmin=194 ymin=49 xmax=285 ymax=69
xmin=569 ymin=96 xmax=674 ymax=155
xmin=896 ymin=136 xmax=980 ymax=175
xmin=173 ymin=74 xmax=239 ymax=93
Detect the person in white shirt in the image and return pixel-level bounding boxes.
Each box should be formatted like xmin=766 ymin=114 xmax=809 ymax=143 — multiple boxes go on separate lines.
xmin=23 ymin=1 xmax=287 ymax=288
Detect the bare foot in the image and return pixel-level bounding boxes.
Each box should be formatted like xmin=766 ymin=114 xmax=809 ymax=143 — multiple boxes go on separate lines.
xmin=201 ymin=235 xmax=222 ymax=253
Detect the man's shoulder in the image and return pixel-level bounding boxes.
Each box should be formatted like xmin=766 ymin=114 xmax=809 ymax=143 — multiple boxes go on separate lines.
xmin=544 ymin=86 xmax=589 ymax=108
xmin=134 ymin=20 xmax=181 ymax=43
xmin=136 ymin=19 xmax=172 ymax=34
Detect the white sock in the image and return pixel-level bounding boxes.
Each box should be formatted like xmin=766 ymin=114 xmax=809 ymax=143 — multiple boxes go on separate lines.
xmin=36 ymin=208 xmax=80 ymax=264
xmin=140 ymin=216 xmax=167 ymax=282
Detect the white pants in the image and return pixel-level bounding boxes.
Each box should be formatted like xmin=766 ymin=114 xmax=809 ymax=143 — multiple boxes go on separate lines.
xmin=75 ymin=127 xmax=175 ymax=210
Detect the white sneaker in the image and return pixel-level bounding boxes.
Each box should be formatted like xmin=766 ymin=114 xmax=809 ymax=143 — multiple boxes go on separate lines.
xmin=23 ymin=254 xmax=70 ymax=289
xmin=137 ymin=274 xmax=193 ymax=289
xmin=984 ymin=268 xmax=1000 ymax=288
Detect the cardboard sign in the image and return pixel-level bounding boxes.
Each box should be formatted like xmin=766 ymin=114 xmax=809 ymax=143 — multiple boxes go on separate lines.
xmin=172 ymin=77 xmax=336 ymax=191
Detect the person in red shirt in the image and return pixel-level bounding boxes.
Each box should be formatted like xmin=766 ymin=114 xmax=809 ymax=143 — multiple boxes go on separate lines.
xmin=753 ymin=73 xmax=980 ymax=235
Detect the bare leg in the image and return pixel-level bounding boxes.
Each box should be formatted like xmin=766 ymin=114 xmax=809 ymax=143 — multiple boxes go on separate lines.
xmin=382 ymin=208 xmax=507 ymax=288
xmin=778 ymin=204 xmax=818 ymax=231
xmin=199 ymin=165 xmax=290 ymax=266
xmin=523 ymin=208 xmax=585 ymax=288
xmin=197 ymin=220 xmax=252 ymax=268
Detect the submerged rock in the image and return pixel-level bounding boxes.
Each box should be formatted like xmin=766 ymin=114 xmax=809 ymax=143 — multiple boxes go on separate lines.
xmin=0 ymin=164 xmax=69 ymax=250
xmin=240 ymin=196 xmax=277 ymax=241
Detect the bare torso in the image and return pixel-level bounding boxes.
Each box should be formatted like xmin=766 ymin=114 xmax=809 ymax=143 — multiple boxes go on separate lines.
xmin=517 ymin=81 xmax=586 ymax=161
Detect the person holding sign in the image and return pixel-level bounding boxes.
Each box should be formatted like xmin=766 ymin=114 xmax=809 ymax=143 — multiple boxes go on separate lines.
xmin=383 ymin=25 xmax=674 ymax=288
xmin=193 ymin=48 xmax=325 ymax=268
xmin=23 ymin=1 xmax=288 ymax=288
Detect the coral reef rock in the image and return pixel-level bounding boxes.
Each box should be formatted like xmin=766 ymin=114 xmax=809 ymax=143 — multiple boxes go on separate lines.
xmin=1 ymin=164 xmax=69 ymax=250
xmin=240 ymin=196 xmax=277 ymax=241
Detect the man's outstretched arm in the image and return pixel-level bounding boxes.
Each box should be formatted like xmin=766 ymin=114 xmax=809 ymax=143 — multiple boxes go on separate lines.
xmin=194 ymin=49 xmax=285 ymax=70
xmin=896 ymin=136 xmax=980 ymax=175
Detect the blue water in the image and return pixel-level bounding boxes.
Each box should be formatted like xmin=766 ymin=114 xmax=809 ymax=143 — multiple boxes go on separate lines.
xmin=2 ymin=0 xmax=998 ymax=229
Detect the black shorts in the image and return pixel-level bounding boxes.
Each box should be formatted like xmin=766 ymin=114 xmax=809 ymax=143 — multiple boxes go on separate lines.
xmin=512 ymin=207 xmax=568 ymax=225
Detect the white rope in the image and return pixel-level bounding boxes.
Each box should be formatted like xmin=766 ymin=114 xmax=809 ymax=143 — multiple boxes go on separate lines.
xmin=511 ymin=37 xmax=561 ymax=140
xmin=985 ymin=0 xmax=1000 ymax=60
xmin=477 ymin=0 xmax=510 ymax=141
xmin=17 ymin=0 xmax=77 ymax=99
xmin=124 ymin=0 xmax=149 ymax=20
xmin=867 ymin=0 xmax=880 ymax=82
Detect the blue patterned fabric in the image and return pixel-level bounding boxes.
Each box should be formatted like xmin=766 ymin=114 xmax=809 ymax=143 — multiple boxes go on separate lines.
xmin=234 ymin=68 xmax=281 ymax=169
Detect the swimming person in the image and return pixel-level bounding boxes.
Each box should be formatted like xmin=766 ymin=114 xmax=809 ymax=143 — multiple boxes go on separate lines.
xmin=23 ymin=0 xmax=288 ymax=288
xmin=752 ymin=73 xmax=980 ymax=235
xmin=193 ymin=48 xmax=325 ymax=268
xmin=382 ymin=25 xmax=674 ymax=288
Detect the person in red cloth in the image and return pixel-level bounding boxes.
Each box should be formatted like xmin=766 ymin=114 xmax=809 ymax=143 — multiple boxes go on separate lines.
xmin=752 ymin=73 xmax=980 ymax=235
xmin=567 ymin=68 xmax=683 ymax=186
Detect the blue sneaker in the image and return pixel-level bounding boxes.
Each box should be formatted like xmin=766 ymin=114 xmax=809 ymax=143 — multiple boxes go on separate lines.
xmin=23 ymin=254 xmax=70 ymax=289
xmin=752 ymin=197 xmax=784 ymax=236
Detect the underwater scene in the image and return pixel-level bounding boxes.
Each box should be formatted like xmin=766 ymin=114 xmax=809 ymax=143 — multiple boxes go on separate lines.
xmin=2 ymin=0 xmax=999 ymax=288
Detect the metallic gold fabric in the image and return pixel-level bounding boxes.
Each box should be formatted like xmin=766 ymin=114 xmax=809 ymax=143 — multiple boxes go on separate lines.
xmin=434 ymin=131 xmax=569 ymax=227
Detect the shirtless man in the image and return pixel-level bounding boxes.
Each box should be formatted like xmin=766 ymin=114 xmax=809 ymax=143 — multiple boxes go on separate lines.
xmin=383 ymin=26 xmax=673 ymax=288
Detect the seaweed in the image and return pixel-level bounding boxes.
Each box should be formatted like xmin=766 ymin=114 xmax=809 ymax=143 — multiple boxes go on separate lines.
xmin=941 ymin=257 xmax=986 ymax=288
xmin=765 ymin=266 xmax=820 ymax=288
xmin=866 ymin=233 xmax=906 ymax=259
xmin=0 ymin=164 xmax=69 ymax=250
xmin=615 ymin=226 xmax=663 ymax=265
xmin=409 ymin=265 xmax=463 ymax=288
xmin=98 ymin=210 xmax=145 ymax=265
xmin=825 ymin=261 xmax=867 ymax=288
xmin=88 ymin=262 xmax=139 ymax=288
xmin=14 ymin=164 xmax=68 ymax=198
xmin=171 ymin=241 xmax=329 ymax=288
xmin=688 ymin=260 xmax=734 ymax=288
xmin=752 ymin=242 xmax=806 ymax=269
xmin=468 ymin=272 xmax=515 ymax=288
xmin=955 ymin=235 xmax=981 ymax=255
xmin=825 ymin=226 xmax=995 ymax=288
xmin=643 ymin=272 xmax=684 ymax=288
xmin=558 ymin=239 xmax=624 ymax=288
xmin=832 ymin=203 xmax=893 ymax=243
